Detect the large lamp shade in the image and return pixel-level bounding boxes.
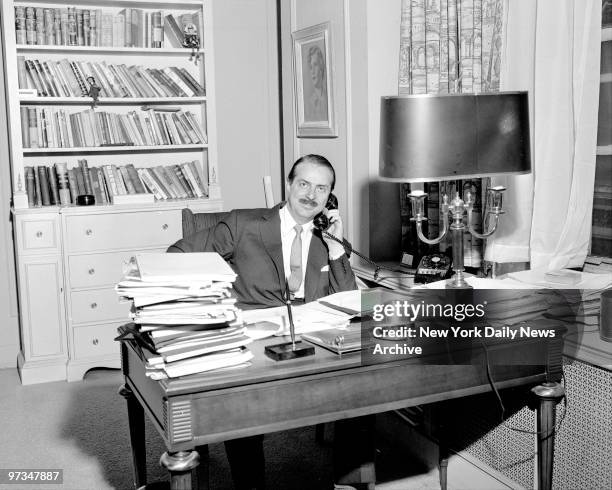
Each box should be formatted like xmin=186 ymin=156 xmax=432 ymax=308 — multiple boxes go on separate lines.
xmin=379 ymin=92 xmax=531 ymax=182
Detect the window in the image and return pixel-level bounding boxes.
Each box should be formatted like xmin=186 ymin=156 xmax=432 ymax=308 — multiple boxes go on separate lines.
xmin=590 ymin=0 xmax=612 ymax=258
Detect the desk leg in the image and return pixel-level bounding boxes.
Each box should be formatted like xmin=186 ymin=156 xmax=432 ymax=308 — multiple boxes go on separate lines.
xmin=438 ymin=444 xmax=449 ymax=490
xmin=160 ymin=450 xmax=200 ymax=490
xmin=435 ymin=404 xmax=449 ymax=490
xmin=119 ymin=384 xmax=147 ymax=489
xmin=195 ymin=445 xmax=209 ymax=490
xmin=532 ymin=382 xmax=565 ymax=490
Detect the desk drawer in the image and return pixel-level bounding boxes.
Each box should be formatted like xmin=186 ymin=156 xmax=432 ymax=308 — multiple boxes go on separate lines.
xmin=71 ymin=288 xmax=130 ymax=324
xmin=65 ymin=210 xmax=181 ymax=253
xmin=73 ymin=324 xmax=120 ymax=359
xmin=20 ymin=218 xmax=59 ymax=252
xmin=68 ymin=249 xmax=164 ymax=288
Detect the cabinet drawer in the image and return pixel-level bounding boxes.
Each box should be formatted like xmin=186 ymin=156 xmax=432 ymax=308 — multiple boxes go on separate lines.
xmin=68 ymin=249 xmax=164 ymax=289
xmin=20 ymin=218 xmax=59 ymax=252
xmin=65 ymin=210 xmax=181 ymax=253
xmin=71 ymin=288 xmax=131 ymax=324
xmin=73 ymin=324 xmax=119 ymax=359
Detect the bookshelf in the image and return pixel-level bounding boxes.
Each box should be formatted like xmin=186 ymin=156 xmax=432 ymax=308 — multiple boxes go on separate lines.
xmin=2 ymin=0 xmax=223 ymax=383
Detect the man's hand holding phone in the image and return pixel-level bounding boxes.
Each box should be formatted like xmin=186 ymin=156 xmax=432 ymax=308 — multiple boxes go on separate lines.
xmin=322 ymin=208 xmax=346 ymax=259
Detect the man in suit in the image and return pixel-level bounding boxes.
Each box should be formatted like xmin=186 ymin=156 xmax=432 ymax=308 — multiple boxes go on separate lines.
xmin=170 ymin=154 xmax=373 ymax=489
xmin=206 ymin=155 xmax=355 ymax=309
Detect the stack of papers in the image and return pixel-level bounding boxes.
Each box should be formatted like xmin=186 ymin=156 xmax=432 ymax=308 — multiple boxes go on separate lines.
xmin=116 ymin=253 xmax=253 ymax=379
xmin=484 ymin=290 xmax=552 ymax=326
xmin=545 ymin=289 xmax=606 ymax=327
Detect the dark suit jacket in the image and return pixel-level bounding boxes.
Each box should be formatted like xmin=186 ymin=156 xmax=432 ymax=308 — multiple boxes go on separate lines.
xmin=168 ymin=204 xmax=356 ymax=309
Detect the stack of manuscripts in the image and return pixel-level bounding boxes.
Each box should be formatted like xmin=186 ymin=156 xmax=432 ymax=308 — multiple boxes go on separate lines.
xmin=116 ymin=252 xmax=253 ymax=379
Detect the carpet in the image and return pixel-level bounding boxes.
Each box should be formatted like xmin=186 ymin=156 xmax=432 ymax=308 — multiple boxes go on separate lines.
xmin=0 ymin=368 xmax=439 ymax=490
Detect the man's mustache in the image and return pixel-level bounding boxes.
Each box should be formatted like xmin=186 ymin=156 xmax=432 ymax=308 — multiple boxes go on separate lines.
xmin=299 ymin=198 xmax=317 ymax=207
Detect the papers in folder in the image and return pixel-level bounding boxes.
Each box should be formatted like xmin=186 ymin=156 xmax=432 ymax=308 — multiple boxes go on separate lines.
xmin=135 ymin=252 xmax=237 ymax=283
xmin=116 ymin=252 xmax=252 ymax=379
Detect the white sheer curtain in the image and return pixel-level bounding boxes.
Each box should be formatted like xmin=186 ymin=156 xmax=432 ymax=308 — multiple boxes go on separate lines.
xmin=485 ymin=0 xmax=602 ymax=269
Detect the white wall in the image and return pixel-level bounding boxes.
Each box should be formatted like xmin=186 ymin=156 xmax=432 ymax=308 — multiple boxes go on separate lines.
xmin=280 ymin=0 xmax=351 ymax=241
xmin=280 ymin=0 xmax=402 ymax=253
xmin=212 ymin=0 xmax=282 ymax=210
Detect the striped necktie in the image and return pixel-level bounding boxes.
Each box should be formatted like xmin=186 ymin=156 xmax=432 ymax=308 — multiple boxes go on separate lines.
xmin=287 ymin=225 xmax=303 ymax=294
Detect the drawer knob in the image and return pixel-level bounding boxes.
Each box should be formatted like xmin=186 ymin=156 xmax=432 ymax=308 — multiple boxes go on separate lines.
xmin=92 ymin=338 xmax=99 ymax=346
xmin=85 ymin=229 xmax=93 ymax=236
xmin=88 ymin=268 xmax=95 ymax=275
xmin=36 ymin=231 xmax=43 ymax=238
xmin=162 ymin=223 xmax=169 ymax=230
xmin=90 ymin=302 xmax=98 ymax=309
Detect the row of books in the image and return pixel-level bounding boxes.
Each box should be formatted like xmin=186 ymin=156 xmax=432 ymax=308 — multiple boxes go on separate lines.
xmin=15 ymin=6 xmax=202 ymax=49
xmin=21 ymin=107 xmax=207 ymax=149
xmin=116 ymin=253 xmax=253 ymax=379
xmin=24 ymin=160 xmax=209 ymax=207
xmin=18 ymin=58 xmax=205 ymax=98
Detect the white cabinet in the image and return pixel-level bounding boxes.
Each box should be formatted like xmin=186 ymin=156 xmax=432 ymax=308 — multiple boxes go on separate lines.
xmin=1 ymin=0 xmax=225 ymax=383
xmin=12 ymin=202 xmax=218 ymax=384
xmin=13 ymin=211 xmax=67 ymax=384
xmin=62 ymin=206 xmax=184 ymax=381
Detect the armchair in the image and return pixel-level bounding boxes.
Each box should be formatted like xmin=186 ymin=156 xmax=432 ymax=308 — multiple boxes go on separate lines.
xmin=167 ymin=208 xmax=229 ymax=253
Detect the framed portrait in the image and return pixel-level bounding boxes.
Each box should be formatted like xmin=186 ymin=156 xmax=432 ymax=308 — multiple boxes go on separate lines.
xmin=292 ymin=22 xmax=337 ymax=138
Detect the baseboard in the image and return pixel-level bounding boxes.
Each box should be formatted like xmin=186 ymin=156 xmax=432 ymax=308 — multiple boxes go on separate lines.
xmin=17 ymin=351 xmax=68 ymax=385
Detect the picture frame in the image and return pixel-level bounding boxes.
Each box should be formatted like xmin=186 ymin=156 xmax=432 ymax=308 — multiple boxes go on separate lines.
xmin=292 ymin=22 xmax=337 ymax=138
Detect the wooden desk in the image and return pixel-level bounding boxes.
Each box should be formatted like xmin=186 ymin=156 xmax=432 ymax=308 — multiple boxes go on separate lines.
xmin=120 ymin=328 xmax=564 ymax=490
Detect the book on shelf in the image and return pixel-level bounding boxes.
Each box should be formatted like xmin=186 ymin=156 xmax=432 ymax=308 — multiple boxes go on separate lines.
xmin=47 ymin=165 xmax=60 ymax=204
xmin=33 ymin=165 xmax=42 ymax=206
xmin=22 ymin=107 xmax=206 ymax=149
xmin=15 ymin=7 xmax=185 ymax=49
xmin=20 ymin=58 xmax=205 ymax=99
xmin=55 ymin=162 xmax=71 ymax=205
xmin=22 ymin=160 xmax=208 ymax=207
xmin=164 ymin=14 xmax=184 ymax=48
xmin=37 ymin=166 xmax=51 ymax=206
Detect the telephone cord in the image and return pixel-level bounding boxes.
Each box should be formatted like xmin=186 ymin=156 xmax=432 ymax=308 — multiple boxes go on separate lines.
xmin=322 ymin=231 xmax=414 ymax=282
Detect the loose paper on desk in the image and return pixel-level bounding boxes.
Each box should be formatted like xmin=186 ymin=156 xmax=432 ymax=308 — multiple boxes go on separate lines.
xmin=241 ymin=293 xmax=359 ymax=337
xmin=135 ymin=252 xmax=237 ymax=283
xmin=506 ymin=268 xmax=612 ymax=290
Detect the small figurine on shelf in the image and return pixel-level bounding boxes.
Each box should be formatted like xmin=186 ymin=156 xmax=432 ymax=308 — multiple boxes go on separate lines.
xmin=182 ymin=23 xmax=201 ymax=65
xmin=86 ymin=76 xmax=101 ymax=109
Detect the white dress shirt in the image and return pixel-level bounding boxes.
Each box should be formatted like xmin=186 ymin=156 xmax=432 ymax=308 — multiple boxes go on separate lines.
xmin=279 ymin=205 xmax=314 ymax=299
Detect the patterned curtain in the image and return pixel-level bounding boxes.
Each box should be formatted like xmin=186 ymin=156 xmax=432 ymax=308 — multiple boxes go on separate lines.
xmin=397 ymin=0 xmax=504 ymax=269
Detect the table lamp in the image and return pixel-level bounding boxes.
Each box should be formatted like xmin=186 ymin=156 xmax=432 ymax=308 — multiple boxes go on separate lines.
xmin=379 ymin=92 xmax=531 ymax=288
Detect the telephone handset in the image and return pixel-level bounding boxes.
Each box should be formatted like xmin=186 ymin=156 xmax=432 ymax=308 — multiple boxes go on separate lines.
xmin=310 ymin=193 xmax=412 ymax=282
xmin=313 ymin=193 xmax=338 ymax=231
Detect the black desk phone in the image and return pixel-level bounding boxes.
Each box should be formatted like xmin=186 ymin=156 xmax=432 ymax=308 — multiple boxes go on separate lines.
xmin=414 ymin=253 xmax=452 ymax=284
xmin=313 ymin=193 xmax=338 ymax=231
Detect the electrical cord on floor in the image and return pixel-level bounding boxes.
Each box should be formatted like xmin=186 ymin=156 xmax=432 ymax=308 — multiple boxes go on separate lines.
xmin=480 ymin=338 xmax=568 ymax=436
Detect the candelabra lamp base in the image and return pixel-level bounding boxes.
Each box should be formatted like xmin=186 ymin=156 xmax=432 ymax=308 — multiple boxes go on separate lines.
xmin=265 ymin=341 xmax=315 ymax=361
xmin=446 ymin=271 xmax=472 ymax=289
